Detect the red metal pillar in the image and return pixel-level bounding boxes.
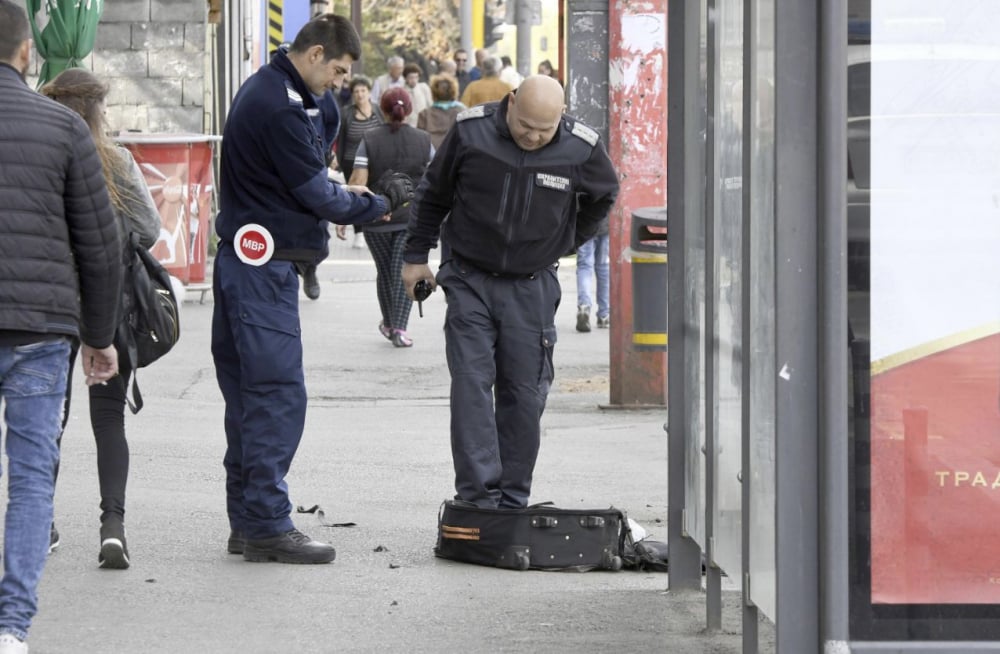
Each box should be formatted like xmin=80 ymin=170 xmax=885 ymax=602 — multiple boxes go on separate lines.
xmin=607 ymin=0 xmax=669 ymax=406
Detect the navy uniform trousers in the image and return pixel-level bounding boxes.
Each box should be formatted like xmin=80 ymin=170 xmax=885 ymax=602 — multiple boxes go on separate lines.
xmin=211 ymin=244 xmax=305 ymax=539
xmin=437 ymin=257 xmax=561 ymax=509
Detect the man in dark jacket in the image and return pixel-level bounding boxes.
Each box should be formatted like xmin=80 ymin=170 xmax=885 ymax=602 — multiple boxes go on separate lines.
xmin=0 ymin=2 xmax=122 ymax=650
xmin=402 ymin=75 xmax=619 ymax=509
xmin=212 ymin=13 xmax=410 ymax=565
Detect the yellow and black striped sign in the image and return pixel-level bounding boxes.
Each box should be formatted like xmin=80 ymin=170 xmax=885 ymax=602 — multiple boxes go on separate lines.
xmin=268 ymin=0 xmax=284 ymax=55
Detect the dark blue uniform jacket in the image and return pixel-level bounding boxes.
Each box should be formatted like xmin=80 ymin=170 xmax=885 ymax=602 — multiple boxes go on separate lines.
xmin=216 ymin=50 xmax=387 ymax=264
xmin=405 ymin=95 xmax=619 ymax=275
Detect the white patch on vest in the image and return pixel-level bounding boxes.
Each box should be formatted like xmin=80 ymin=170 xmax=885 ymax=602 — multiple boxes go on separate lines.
xmin=570 ymin=121 xmax=598 ymax=146
xmin=535 ymin=173 xmax=571 ymax=192
xmin=306 ymin=108 xmax=320 ymax=117
xmin=456 ymin=105 xmax=486 ymax=122
xmin=286 ymin=87 xmax=303 ymax=105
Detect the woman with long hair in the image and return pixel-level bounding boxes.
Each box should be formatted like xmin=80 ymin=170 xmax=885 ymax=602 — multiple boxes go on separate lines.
xmin=340 ymin=87 xmax=433 ymax=347
xmin=41 ymin=68 xmax=160 ymax=570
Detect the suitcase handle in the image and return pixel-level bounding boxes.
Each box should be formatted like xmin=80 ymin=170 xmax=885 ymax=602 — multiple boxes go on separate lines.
xmin=530 ymin=516 xmax=558 ymax=528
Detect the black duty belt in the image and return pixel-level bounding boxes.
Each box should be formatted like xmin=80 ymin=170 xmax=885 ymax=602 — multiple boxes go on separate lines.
xmin=450 ymin=253 xmax=557 ymax=280
xmin=219 ymin=241 xmax=318 ymax=263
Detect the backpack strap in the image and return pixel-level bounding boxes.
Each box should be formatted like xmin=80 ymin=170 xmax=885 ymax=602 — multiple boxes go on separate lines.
xmin=122 ymin=233 xmax=145 ymax=414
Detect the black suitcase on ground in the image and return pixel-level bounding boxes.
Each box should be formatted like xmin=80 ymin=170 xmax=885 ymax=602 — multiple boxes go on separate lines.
xmin=434 ymin=500 xmax=627 ymax=571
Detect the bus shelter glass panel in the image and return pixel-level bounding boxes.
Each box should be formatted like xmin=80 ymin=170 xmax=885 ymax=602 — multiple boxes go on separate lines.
xmin=849 ymin=0 xmax=1000 ymax=639
xmin=747 ymin=0 xmax=776 ymax=621
xmin=710 ymin=0 xmax=745 ymax=577
xmin=684 ymin=0 xmax=710 ymax=551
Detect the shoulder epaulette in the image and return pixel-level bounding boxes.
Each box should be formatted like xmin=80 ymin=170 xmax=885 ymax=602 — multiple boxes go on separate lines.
xmin=285 ymin=83 xmax=303 ymax=107
xmin=456 ymin=105 xmax=487 ymax=122
xmin=570 ymin=120 xmax=599 ymax=146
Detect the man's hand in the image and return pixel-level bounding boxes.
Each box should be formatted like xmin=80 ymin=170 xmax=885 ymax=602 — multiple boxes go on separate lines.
xmin=402 ymin=263 xmax=436 ymax=300
xmin=81 ymin=344 xmax=118 ymax=386
xmin=372 ymin=170 xmax=415 ymax=212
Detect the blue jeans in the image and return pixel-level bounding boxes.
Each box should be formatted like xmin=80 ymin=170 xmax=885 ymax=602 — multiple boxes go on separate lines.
xmin=0 ymin=338 xmax=71 ymax=641
xmin=576 ymin=234 xmax=610 ymax=319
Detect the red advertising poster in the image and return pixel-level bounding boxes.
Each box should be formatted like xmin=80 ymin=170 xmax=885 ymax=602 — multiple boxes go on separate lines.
xmin=117 ymin=135 xmax=218 ymax=284
xmin=870 ymin=330 xmax=1000 ymax=603
xmin=867 ymin=5 xmax=1000 ymax=604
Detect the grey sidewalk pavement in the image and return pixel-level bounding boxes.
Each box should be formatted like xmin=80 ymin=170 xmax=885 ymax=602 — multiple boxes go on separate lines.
xmin=25 ymin=241 xmax=759 ymax=653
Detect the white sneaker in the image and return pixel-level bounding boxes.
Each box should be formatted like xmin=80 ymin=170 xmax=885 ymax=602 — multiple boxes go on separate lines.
xmin=351 ymin=233 xmax=366 ymax=249
xmin=0 ymin=633 xmax=28 ymax=653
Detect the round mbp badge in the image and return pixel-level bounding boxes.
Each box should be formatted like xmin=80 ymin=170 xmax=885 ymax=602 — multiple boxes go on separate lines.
xmin=234 ymin=223 xmax=275 ymax=266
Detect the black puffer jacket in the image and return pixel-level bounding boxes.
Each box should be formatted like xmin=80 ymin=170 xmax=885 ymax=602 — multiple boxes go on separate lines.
xmin=0 ymin=63 xmax=122 ymax=347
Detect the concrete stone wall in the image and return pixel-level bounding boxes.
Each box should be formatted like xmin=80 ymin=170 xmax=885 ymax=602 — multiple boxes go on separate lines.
xmin=21 ymin=0 xmax=208 ymax=134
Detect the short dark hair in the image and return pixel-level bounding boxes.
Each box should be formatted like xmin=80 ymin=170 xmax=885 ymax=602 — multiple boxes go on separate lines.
xmin=0 ymin=0 xmax=30 ymax=63
xmin=348 ymin=76 xmax=372 ymax=92
xmin=290 ymin=13 xmax=361 ymax=62
xmin=402 ymin=63 xmax=421 ymax=78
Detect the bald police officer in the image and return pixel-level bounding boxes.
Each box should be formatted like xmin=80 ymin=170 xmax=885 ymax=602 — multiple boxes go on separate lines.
xmin=403 ymin=75 xmax=620 ymax=509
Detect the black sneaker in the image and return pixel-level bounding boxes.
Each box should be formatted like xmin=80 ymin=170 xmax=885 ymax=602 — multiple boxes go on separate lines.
xmin=302 ymin=264 xmax=321 ymax=300
xmin=227 ymin=529 xmax=246 ymax=555
xmin=597 ymin=315 xmax=610 ymax=329
xmin=48 ymin=523 xmax=60 ymax=555
xmin=576 ymin=305 xmax=591 ymax=333
xmin=243 ymin=529 xmax=336 ymax=564
xmin=99 ymin=514 xmax=130 ymax=570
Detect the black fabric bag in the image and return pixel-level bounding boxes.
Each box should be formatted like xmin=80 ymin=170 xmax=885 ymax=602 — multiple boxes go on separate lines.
xmin=434 ymin=500 xmax=628 ymax=571
xmin=122 ymin=233 xmax=180 ymax=413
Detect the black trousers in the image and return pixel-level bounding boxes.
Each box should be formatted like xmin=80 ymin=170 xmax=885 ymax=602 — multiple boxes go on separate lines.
xmin=437 ymin=258 xmax=560 ymax=509
xmin=88 ymin=339 xmax=134 ymax=521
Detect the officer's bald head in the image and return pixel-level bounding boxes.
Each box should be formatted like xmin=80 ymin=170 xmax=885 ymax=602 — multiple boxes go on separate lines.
xmin=506 ymin=75 xmax=565 ymax=152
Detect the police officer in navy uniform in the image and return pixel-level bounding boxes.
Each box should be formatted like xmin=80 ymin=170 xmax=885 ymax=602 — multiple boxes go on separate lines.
xmin=270 ymin=41 xmax=341 ymax=301
xmin=402 ymin=75 xmax=620 ymax=509
xmin=212 ymin=14 xmax=411 ymax=564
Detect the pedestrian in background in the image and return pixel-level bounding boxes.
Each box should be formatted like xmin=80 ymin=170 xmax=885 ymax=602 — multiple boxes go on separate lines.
xmin=499 ymin=55 xmax=523 ymax=89
xmin=40 ymin=68 xmax=162 ymax=571
xmin=337 ymin=75 xmax=384 ymax=249
xmin=537 ymin=59 xmax=562 ymax=87
xmin=575 ymin=223 xmax=611 ymax=332
xmin=468 ymin=47 xmax=488 ymax=81
xmin=439 ymin=58 xmax=457 ymax=78
xmin=212 ymin=13 xmax=410 ymax=565
xmin=402 ymin=75 xmax=619 ymax=509
xmin=371 ymin=55 xmax=404 ymax=105
xmin=343 ymin=87 xmax=433 ymax=348
xmin=0 ymin=1 xmax=123 ymax=650
xmin=460 ymin=55 xmax=511 ymax=108
xmin=417 ymin=74 xmax=464 ymax=149
xmin=453 ymin=49 xmax=471 ymax=94
xmin=401 ymin=62 xmax=432 ymax=127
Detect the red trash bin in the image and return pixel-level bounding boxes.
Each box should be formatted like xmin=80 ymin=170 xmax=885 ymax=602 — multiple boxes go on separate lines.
xmin=116 ymin=133 xmax=221 ymax=284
